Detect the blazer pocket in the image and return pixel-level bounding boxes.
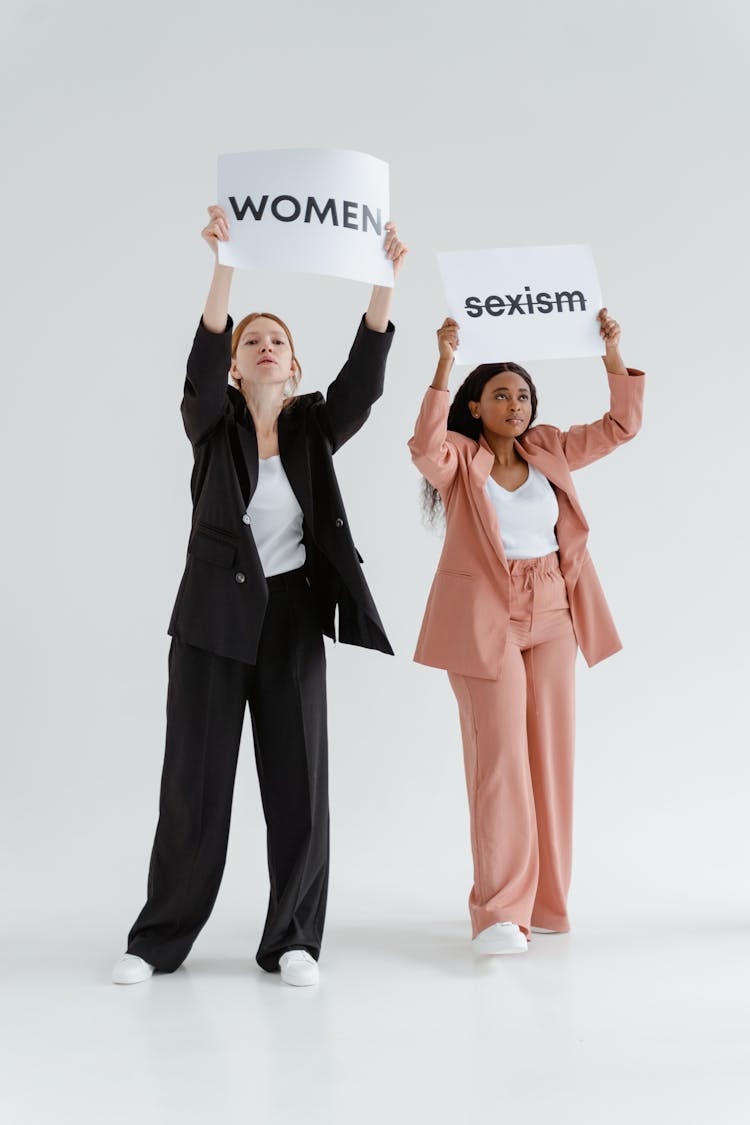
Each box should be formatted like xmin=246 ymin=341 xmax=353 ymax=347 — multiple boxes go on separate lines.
xmin=437 ymin=568 xmax=474 ymax=580
xmin=189 ymin=526 xmax=238 ymax=569
xmin=196 ymin=521 xmax=238 ymax=541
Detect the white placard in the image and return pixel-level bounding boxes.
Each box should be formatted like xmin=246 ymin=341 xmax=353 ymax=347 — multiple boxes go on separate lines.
xmin=437 ymin=244 xmax=605 ymax=364
xmin=217 ymin=148 xmax=393 ymax=287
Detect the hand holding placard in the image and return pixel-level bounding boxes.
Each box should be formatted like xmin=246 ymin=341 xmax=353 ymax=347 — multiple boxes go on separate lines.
xmin=202 ymin=206 xmax=230 ymax=259
xmin=437 ymin=318 xmax=459 ymax=361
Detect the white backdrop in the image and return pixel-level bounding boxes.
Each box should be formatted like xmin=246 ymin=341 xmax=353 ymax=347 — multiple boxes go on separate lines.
xmin=2 ymin=1 xmax=749 ymax=1122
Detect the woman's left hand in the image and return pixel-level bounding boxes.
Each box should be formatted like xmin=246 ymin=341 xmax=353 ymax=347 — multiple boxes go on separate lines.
xmin=598 ymin=308 xmax=621 ymax=350
xmin=365 ymin=223 xmax=408 ymax=331
xmin=384 ymin=222 xmax=409 ymax=280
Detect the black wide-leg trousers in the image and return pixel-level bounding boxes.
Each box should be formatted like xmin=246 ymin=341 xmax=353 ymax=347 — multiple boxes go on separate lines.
xmin=126 ymin=568 xmax=329 ymax=973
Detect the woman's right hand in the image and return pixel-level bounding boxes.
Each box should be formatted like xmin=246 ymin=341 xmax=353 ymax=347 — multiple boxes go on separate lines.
xmin=201 ymin=205 xmax=230 ymax=258
xmin=437 ymin=317 xmax=459 ymax=360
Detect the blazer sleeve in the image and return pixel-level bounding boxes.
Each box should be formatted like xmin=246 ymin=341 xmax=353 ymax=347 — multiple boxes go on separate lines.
xmin=555 ymin=368 xmax=645 ymax=471
xmin=407 ymin=386 xmax=459 ymax=493
xmin=180 ymin=316 xmax=234 ymax=446
xmin=318 ymin=316 xmax=395 ymax=453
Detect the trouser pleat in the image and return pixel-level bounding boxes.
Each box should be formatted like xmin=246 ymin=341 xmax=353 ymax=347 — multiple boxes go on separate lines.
xmin=126 ymin=572 xmax=329 ymax=973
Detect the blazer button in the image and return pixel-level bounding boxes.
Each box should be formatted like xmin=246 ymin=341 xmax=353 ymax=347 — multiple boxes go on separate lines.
xmin=235 ymin=572 xmax=246 ymax=584
xmin=335 ymin=517 xmax=344 ymax=528
xmin=242 ymin=514 xmax=251 ymax=525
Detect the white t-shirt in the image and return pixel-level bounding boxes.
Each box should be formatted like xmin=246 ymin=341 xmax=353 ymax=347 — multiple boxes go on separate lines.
xmin=246 ymin=455 xmax=306 ymax=577
xmin=485 ymin=464 xmax=559 ymax=560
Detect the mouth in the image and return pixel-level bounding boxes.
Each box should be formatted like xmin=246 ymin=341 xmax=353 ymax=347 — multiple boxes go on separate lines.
xmin=506 ymin=417 xmax=525 ymax=425
xmin=258 ymin=358 xmax=276 ymax=366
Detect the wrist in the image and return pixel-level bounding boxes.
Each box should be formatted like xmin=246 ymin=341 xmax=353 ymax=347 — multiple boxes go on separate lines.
xmin=603 ymin=347 xmax=627 ymax=376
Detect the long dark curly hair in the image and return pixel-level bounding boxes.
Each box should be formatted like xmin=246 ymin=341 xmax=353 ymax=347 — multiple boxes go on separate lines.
xmin=422 ymin=362 xmax=539 ymax=523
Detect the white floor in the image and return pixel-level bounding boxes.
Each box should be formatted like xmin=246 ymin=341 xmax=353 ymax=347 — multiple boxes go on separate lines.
xmin=3 ymin=902 xmax=748 ymax=1125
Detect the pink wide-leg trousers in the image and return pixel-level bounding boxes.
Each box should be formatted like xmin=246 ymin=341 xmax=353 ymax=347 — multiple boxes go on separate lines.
xmin=448 ymin=552 xmax=578 ymax=937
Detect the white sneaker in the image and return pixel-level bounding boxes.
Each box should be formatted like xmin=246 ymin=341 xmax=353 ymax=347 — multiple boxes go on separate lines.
xmin=472 ymin=922 xmax=528 ymax=955
xmin=530 ymin=927 xmax=561 ymax=934
xmin=112 ymin=953 xmax=154 ymax=985
xmin=279 ymin=950 xmax=319 ymax=987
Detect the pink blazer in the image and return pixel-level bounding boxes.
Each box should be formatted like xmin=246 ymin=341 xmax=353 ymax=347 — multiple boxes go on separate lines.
xmin=408 ymin=369 xmax=645 ymax=680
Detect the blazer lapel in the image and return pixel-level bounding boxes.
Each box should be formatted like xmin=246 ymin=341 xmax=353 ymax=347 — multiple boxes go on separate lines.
xmin=230 ymin=419 xmax=257 ymax=509
xmin=278 ymin=407 xmax=315 ymax=531
xmin=470 ymin=438 xmax=509 ymax=573
xmin=227 ymin=388 xmax=258 ymax=507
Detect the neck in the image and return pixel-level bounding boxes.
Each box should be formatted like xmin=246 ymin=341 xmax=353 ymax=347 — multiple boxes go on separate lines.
xmin=483 ymin=430 xmax=521 ymax=467
xmin=241 ymin=382 xmax=285 ymax=438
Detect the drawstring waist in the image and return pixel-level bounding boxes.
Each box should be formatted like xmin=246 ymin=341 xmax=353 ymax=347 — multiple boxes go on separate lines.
xmin=508 ymin=551 xmax=561 ymax=590
xmin=507 ymin=552 xmax=565 ymax=632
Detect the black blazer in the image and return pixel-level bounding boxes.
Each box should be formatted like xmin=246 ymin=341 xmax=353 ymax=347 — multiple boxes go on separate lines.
xmin=167 ymin=314 xmax=395 ymax=664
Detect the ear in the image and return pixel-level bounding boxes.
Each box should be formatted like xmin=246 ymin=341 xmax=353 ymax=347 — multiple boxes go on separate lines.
xmin=468 ymin=399 xmax=480 ymax=419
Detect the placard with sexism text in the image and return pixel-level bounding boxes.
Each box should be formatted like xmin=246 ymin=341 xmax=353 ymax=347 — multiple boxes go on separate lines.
xmin=437 ymin=244 xmax=605 ymax=364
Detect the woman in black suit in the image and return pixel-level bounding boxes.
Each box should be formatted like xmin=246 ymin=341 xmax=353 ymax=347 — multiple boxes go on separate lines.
xmin=113 ymin=205 xmax=407 ymax=987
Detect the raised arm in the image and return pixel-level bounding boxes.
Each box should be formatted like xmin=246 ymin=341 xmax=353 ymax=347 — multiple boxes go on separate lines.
xmin=407 ymin=318 xmax=461 ymax=493
xmin=320 ymin=317 xmax=395 ymax=452
xmin=556 ymin=309 xmax=644 ymax=470
xmin=201 ymin=205 xmax=234 ymax=332
xmin=180 ymin=206 xmax=236 ymax=446
xmin=320 ymin=222 xmax=407 ymax=450
xmin=364 ymin=222 xmax=409 ymax=332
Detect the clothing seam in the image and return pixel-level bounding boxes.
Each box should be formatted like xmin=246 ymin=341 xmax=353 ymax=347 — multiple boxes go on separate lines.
xmin=462 ymin=675 xmax=485 ymax=910
xmin=173 ymin=646 xmax=216 ymax=935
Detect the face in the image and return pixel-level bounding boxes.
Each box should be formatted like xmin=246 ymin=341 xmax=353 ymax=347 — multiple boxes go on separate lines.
xmin=231 ymin=317 xmax=297 ymax=388
xmin=469 ymin=371 xmax=532 ymax=439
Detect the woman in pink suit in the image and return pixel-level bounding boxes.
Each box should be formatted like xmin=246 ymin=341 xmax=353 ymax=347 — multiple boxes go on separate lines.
xmin=408 ymin=310 xmax=644 ymax=955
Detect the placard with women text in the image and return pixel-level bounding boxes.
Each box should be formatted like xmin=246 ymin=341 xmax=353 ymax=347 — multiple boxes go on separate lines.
xmin=438 ymin=244 xmax=605 ymax=363
xmin=217 ymin=149 xmax=393 ymax=287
